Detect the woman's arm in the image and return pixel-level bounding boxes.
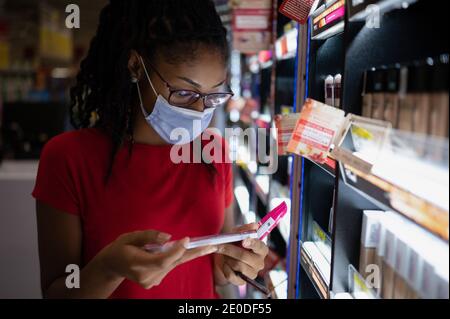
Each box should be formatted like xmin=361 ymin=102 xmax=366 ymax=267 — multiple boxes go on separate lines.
xmin=36 ymin=201 xmax=217 ymax=298
xmin=36 ymin=201 xmax=124 ymax=298
xmin=221 ymin=203 xmax=235 ymax=234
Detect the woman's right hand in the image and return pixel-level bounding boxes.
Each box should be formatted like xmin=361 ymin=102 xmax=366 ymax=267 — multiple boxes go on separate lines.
xmin=95 ymin=230 xmax=218 ymax=290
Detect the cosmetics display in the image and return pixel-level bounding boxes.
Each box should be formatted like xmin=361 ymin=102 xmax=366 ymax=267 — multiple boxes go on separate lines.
xmin=286 ymin=0 xmax=449 ymax=300
xmin=358 ymin=211 xmax=449 ymax=299
xmin=361 ymin=54 xmax=449 ymax=137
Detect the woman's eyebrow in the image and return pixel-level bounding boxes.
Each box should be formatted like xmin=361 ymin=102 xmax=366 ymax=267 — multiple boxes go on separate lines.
xmin=177 ymin=76 xmax=226 ymax=89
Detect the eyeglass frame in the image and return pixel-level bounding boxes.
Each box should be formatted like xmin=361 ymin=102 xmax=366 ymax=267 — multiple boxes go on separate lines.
xmin=145 ymin=60 xmax=234 ymax=109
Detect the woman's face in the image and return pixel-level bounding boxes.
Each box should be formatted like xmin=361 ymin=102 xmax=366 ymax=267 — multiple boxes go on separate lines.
xmin=130 ymin=46 xmax=228 ymax=114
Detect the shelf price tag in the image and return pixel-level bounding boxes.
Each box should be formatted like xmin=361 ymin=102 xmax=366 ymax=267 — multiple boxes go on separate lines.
xmin=279 ymin=0 xmax=320 ymax=24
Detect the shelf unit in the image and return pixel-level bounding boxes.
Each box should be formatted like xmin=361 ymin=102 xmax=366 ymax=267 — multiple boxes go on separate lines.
xmin=287 ymin=0 xmax=449 ymax=299
xmin=229 ymin=0 xmax=299 ymax=299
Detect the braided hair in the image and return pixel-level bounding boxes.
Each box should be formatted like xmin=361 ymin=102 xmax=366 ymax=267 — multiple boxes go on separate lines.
xmin=70 ymin=0 xmax=229 ymax=181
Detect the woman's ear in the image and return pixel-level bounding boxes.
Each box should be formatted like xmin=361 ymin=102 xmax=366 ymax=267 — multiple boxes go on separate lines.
xmin=128 ymin=50 xmax=143 ymax=82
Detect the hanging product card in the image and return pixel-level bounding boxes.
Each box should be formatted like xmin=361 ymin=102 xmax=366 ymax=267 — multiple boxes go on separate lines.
xmin=279 ymin=0 xmax=320 ymax=24
xmin=233 ymin=31 xmax=272 ymax=54
xmin=231 ymin=0 xmax=272 ymax=9
xmin=233 ymin=9 xmax=272 ymax=30
xmin=286 ymin=99 xmax=345 ymax=163
xmin=275 ymin=113 xmax=300 ymax=155
xmin=232 ymin=0 xmax=272 ymax=53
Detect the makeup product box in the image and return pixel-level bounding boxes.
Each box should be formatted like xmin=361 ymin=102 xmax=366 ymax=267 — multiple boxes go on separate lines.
xmin=381 ymin=222 xmax=397 ymax=299
xmin=374 ymin=215 xmax=388 ymax=296
xmin=359 ymin=210 xmax=384 ymax=280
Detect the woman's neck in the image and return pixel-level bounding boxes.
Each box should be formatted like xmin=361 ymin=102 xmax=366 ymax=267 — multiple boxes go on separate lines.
xmin=132 ymin=110 xmax=168 ymax=146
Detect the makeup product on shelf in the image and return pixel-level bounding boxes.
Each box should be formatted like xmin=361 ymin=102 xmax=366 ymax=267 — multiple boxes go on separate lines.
xmin=325 ymin=74 xmax=334 ymax=106
xmin=361 ymin=69 xmax=374 ymax=118
xmin=374 ymin=216 xmax=387 ymax=296
xmin=359 ymin=210 xmax=384 ymax=280
xmin=370 ymin=69 xmax=386 ymax=120
xmin=334 ymin=73 xmax=342 ymax=108
xmin=383 ymin=66 xmax=400 ymax=127
xmin=381 ymin=222 xmax=397 ymax=299
xmin=404 ymin=62 xmax=431 ymax=134
xmin=392 ymin=221 xmax=412 ymax=299
xmin=413 ymin=62 xmax=432 ymax=135
xmin=398 ymin=66 xmax=415 ymax=132
xmin=429 ymin=54 xmax=449 ymax=138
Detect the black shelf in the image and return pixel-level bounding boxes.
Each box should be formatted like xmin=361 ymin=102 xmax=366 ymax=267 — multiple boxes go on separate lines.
xmin=294 ymin=0 xmax=449 ymax=299
xmin=306 ymin=157 xmax=336 ymax=177
xmin=340 ymin=164 xmax=449 ymax=241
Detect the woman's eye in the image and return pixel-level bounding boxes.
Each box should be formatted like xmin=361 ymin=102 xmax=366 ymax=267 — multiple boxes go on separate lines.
xmin=175 ymin=91 xmax=194 ymax=97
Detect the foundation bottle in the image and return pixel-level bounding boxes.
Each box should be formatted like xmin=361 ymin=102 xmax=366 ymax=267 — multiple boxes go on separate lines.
xmin=383 ymin=66 xmax=400 ymax=128
xmin=371 ymin=69 xmax=386 ymax=120
xmin=361 ymin=70 xmax=374 ymax=118
xmin=429 ymin=54 xmax=449 ymax=138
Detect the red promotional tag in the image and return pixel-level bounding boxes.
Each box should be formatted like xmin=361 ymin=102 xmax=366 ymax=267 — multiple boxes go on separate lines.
xmin=279 ymin=0 xmax=318 ymax=24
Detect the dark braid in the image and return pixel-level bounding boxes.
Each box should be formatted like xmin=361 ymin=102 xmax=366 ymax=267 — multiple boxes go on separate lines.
xmin=70 ymin=0 xmax=229 ymax=182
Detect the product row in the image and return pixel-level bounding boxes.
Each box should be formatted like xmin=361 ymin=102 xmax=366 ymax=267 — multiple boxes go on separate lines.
xmin=361 ymin=54 xmax=449 ymax=138
xmin=359 ymin=210 xmax=449 ymax=299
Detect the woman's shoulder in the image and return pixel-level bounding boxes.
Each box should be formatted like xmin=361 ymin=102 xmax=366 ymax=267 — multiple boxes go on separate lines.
xmin=42 ymin=128 xmax=110 ymax=158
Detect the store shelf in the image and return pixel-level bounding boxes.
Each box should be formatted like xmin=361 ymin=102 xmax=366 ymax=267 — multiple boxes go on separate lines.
xmin=267 ymin=269 xmax=288 ymax=299
xmin=300 ymin=243 xmax=330 ymax=299
xmin=347 ymin=0 xmax=418 ymax=22
xmin=341 ymin=164 xmax=449 ymax=240
xmin=331 ymin=117 xmax=449 ymax=240
xmin=306 ymin=156 xmax=336 ymax=177
xmin=0 ymin=69 xmax=35 ymax=76
xmin=311 ymin=0 xmax=345 ymax=41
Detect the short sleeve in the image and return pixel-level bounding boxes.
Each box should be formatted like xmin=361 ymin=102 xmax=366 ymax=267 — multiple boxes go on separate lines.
xmin=224 ymin=163 xmax=233 ymax=208
xmin=32 ymin=134 xmax=80 ymax=215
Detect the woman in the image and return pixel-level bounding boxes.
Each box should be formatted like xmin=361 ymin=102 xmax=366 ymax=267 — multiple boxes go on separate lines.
xmin=33 ymin=0 xmax=268 ymax=299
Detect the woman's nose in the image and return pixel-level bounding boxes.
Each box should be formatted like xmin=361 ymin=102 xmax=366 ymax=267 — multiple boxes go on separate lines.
xmin=190 ymin=98 xmax=205 ymax=112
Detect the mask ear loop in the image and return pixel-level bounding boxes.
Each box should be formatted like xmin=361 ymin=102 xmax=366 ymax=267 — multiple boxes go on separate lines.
xmin=136 ymin=55 xmax=160 ymax=118
xmin=135 ymin=79 xmax=149 ymax=118
xmin=138 ymin=55 xmax=158 ymax=97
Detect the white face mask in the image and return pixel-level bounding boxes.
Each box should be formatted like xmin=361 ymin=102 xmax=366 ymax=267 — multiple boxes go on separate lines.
xmin=135 ymin=56 xmax=215 ymax=145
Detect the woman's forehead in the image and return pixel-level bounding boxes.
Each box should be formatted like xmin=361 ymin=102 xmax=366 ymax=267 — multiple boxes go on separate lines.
xmin=153 ymin=50 xmax=227 ymax=89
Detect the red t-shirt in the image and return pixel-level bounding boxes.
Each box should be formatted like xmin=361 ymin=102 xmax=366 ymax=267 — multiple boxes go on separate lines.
xmin=32 ymin=128 xmax=233 ymax=299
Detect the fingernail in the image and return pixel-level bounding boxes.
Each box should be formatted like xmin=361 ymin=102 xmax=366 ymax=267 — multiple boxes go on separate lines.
xmin=157 ymin=233 xmax=171 ymax=242
xmin=243 ymin=239 xmax=251 ymax=248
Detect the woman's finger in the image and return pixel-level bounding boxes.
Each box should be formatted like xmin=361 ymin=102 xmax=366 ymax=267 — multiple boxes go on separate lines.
xmin=225 ymin=259 xmax=258 ymax=280
xmin=217 ymin=243 xmax=259 ymax=267
xmin=222 ymin=263 xmax=246 ymax=286
xmin=119 ymin=230 xmax=172 ymax=246
xmin=175 ymin=245 xmax=218 ymax=265
xmin=232 ymin=223 xmax=259 ymax=233
xmin=242 ymin=238 xmax=269 ymax=257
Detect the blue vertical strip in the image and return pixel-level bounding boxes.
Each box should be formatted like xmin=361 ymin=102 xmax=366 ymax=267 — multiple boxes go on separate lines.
xmin=294 ymin=18 xmax=311 ymax=300
xmin=286 ymin=22 xmax=300 ymax=298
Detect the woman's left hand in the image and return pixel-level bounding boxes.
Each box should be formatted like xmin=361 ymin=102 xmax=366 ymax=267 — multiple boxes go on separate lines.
xmin=214 ymin=223 xmax=269 ymax=286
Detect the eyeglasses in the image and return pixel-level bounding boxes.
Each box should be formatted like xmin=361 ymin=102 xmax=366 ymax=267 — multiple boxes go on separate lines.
xmin=147 ymin=63 xmax=234 ymax=109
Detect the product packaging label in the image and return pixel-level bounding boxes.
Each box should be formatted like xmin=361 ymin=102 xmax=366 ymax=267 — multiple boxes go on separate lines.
xmin=275 ymin=113 xmax=300 ymax=155
xmin=286 ymin=98 xmax=345 ymax=163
